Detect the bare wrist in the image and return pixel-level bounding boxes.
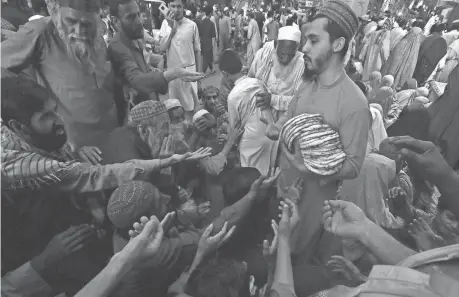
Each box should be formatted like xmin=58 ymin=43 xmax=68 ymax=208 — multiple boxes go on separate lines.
xmin=358 ymin=218 xmax=376 ymax=246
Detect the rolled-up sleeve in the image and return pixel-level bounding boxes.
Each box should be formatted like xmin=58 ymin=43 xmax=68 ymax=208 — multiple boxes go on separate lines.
xmin=2 ymin=262 xmax=52 ymax=297
xmin=108 ymin=41 xmax=168 ymax=95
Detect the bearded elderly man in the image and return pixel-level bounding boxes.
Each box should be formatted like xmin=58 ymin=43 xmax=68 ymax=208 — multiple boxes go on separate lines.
xmin=1 ymin=0 xmax=198 ymax=147
xmin=248 ymin=26 xmax=305 ymax=118
xmin=265 ymin=1 xmax=371 ymax=296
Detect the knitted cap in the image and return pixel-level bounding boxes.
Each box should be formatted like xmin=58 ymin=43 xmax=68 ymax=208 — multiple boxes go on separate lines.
xmin=128 ymin=100 xmax=167 ymax=123
xmin=317 ymin=0 xmax=359 ymax=39
xmin=107 ymin=181 xmax=159 ymax=229
xmin=164 ymin=99 xmax=182 ymax=110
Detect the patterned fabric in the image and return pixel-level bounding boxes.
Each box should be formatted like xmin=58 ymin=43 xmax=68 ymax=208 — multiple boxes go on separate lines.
xmin=107 ymin=181 xmax=158 ymax=229
xmin=317 ymin=0 xmax=359 ymax=39
xmin=128 ymin=100 xmax=167 ymax=123
xmin=1 ymin=125 xmax=77 ymax=191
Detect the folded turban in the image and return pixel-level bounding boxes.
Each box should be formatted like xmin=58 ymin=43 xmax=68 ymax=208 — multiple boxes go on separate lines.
xmin=186 ymin=10 xmax=192 ymax=17
xmin=278 ymin=26 xmax=301 ymax=43
xmin=192 ymin=109 xmax=210 ymax=123
xmin=107 ymin=181 xmax=159 ymax=229
xmin=317 ymin=0 xmax=359 ymax=39
xmin=164 ymin=99 xmax=182 ymax=110
xmin=59 ymin=0 xmax=101 ymax=13
xmin=128 ymin=100 xmax=167 ymax=123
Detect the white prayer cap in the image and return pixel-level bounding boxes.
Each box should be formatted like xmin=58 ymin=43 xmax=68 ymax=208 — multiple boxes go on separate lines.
xmin=186 ymin=10 xmax=192 ymax=16
xmin=192 ymin=109 xmax=210 ymax=123
xmin=164 ymin=99 xmax=182 ymax=110
xmin=224 ymin=7 xmax=229 ymax=11
xmin=378 ymin=20 xmax=385 ymax=26
xmin=278 ymin=26 xmax=301 ymax=43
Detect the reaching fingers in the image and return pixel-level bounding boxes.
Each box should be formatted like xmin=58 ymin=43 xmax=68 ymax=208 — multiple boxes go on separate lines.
xmin=220 ymin=225 xmax=236 ymax=245
xmin=202 ymin=223 xmax=214 ymax=239
xmin=67 ymin=226 xmax=95 ymax=248
xmin=210 ymin=222 xmax=228 ymax=242
xmin=161 ymin=212 xmax=175 ymax=228
xmin=390 ymin=136 xmax=434 ymax=154
xmin=139 ymin=216 xmax=149 ymax=226
xmin=128 ymin=230 xmax=137 ymax=238
xmin=280 ymin=204 xmax=290 ymax=223
xmin=143 ymin=216 xmax=163 ymax=241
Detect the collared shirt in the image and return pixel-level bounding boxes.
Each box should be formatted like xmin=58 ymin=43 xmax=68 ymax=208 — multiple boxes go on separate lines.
xmin=1 ymin=17 xmax=118 ymax=147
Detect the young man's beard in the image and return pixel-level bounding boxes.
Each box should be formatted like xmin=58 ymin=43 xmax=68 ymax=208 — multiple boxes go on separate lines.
xmin=302 ymin=49 xmax=333 ymax=80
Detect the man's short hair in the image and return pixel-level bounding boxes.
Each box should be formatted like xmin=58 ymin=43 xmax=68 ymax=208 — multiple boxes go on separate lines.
xmin=110 ymin=0 xmax=134 ymax=18
xmin=202 ymin=85 xmax=219 ymax=97
xmin=219 ymin=49 xmax=243 ymax=75
xmin=431 ymin=23 xmax=446 ymax=33
xmin=1 ymin=76 xmax=51 ymax=127
xmin=30 ymin=0 xmax=47 ymax=14
xmin=314 ymin=15 xmax=350 ymax=58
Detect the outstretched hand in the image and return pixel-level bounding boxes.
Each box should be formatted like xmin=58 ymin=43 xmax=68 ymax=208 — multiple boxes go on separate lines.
xmin=78 ymin=146 xmax=103 ymax=165
xmin=125 ymin=216 xmax=164 ymax=262
xmin=408 ymin=217 xmax=446 ymax=252
xmin=327 ymin=255 xmax=367 ymax=284
xmin=388 ymin=136 xmax=453 ymax=187
xmin=197 ymin=222 xmax=236 ymax=257
xmin=262 ymin=219 xmax=279 ymax=261
xmin=249 ymin=168 xmax=281 ymax=197
xmin=322 ymin=200 xmax=369 ymax=239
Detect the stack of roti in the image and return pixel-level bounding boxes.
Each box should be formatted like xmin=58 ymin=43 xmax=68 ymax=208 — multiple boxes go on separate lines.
xmin=280 ymin=113 xmax=346 ymax=175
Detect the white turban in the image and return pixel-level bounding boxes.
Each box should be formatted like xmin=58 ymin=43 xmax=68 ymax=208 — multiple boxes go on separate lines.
xmin=186 ymin=10 xmax=192 ymax=16
xmin=192 ymin=109 xmax=210 ymax=123
xmin=164 ymin=99 xmax=182 ymax=110
xmin=278 ymin=26 xmax=301 ymax=43
xmin=224 ymin=7 xmax=229 ymax=11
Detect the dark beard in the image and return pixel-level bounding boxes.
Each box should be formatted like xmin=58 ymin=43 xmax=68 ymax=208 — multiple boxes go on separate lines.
xmin=30 ymin=127 xmax=67 ymax=152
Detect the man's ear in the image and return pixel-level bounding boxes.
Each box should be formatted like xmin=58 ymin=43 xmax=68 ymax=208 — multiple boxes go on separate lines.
xmin=7 ymin=119 xmax=28 ymax=136
xmin=332 ymin=37 xmax=345 ymax=53
xmin=137 ymin=125 xmax=149 ymax=141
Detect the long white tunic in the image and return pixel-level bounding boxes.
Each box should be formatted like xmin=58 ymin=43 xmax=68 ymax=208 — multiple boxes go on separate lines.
xmin=227 ymin=76 xmax=277 ymax=175
xmin=160 ymin=18 xmax=201 ymax=111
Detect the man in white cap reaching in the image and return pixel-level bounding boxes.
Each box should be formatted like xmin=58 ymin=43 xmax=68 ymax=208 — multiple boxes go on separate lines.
xmin=248 ymin=26 xmax=305 ymax=122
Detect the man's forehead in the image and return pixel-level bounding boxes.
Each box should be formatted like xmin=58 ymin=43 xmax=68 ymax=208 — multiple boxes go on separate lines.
xmin=305 ymin=18 xmax=328 ymax=36
xmin=205 ymin=91 xmax=218 ymax=97
xmin=60 ymin=6 xmax=97 ymax=22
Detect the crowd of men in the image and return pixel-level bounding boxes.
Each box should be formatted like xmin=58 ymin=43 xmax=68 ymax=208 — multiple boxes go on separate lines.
xmin=1 ymin=0 xmax=459 ymax=296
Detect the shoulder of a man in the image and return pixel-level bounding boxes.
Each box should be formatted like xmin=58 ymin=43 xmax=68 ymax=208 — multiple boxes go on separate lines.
xmin=338 ymin=75 xmax=369 ymax=115
xmin=20 ymin=16 xmax=52 ymax=36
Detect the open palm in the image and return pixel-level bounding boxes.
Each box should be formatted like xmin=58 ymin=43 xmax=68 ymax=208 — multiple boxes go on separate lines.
xmin=322 ymin=200 xmax=368 ymax=239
